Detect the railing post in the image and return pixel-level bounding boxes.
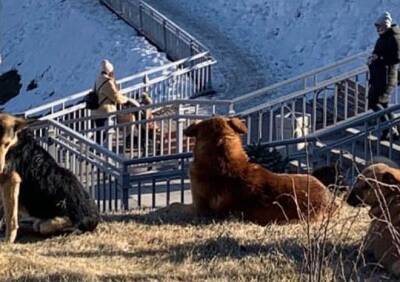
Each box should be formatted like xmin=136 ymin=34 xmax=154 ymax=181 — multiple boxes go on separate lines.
xmin=228 ymin=103 xmax=235 ymax=116
xmin=163 ymin=19 xmax=168 ymax=51
xmin=190 ymin=39 xmax=195 ymax=57
xmin=206 ymin=64 xmax=213 ymax=93
xmin=47 ymin=126 xmax=57 ymax=160
xmin=176 ymin=104 xmax=184 ymax=154
xmin=143 ymin=74 xmax=150 ymax=93
xmin=106 ymin=116 xmax=115 ymax=152
xmin=139 ymin=1 xmax=144 ymax=34
xmin=122 ymin=164 xmax=130 ymax=210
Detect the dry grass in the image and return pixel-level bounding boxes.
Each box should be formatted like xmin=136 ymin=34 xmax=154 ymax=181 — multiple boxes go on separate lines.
xmin=0 ymin=200 xmax=397 ymax=281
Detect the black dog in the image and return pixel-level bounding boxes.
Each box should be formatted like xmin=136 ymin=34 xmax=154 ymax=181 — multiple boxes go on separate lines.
xmin=0 ymin=113 xmax=99 ymax=242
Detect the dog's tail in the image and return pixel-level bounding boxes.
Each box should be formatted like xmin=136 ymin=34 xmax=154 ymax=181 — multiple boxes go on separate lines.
xmin=77 ymin=216 xmax=100 ymax=233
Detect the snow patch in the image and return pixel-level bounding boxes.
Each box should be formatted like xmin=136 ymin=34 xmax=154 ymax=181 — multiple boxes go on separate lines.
xmin=0 ymin=0 xmax=169 ymax=113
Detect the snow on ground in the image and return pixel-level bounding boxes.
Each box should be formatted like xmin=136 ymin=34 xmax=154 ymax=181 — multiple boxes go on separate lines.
xmin=146 ymin=0 xmax=400 ymax=99
xmin=0 ymin=0 xmax=169 ymax=113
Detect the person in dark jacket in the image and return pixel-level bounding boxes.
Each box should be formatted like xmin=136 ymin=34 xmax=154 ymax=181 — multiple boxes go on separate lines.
xmin=368 ymin=12 xmax=400 ymax=140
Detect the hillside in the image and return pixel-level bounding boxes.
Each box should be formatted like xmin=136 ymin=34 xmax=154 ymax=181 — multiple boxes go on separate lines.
xmin=0 ymin=0 xmax=169 ymax=113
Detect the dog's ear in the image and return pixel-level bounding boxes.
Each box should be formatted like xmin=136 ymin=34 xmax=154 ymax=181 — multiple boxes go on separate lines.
xmin=383 ymin=170 xmax=400 ymax=185
xmin=184 ymin=122 xmax=198 ymax=137
xmin=14 ymin=117 xmax=28 ymax=133
xmin=228 ymin=118 xmax=247 ymax=134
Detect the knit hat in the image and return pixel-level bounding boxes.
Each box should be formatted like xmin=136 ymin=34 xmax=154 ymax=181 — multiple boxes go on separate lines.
xmin=101 ymin=59 xmax=114 ymax=74
xmin=375 ymin=11 xmax=392 ymax=27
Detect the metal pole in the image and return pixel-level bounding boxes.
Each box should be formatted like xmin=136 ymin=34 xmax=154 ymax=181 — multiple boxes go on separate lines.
xmin=122 ymin=165 xmax=130 ymax=210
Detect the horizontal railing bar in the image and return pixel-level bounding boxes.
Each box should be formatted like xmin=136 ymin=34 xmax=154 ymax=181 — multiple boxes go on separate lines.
xmin=40 ymin=99 xmax=230 ymax=124
xmin=123 ymin=152 xmax=192 ymax=166
xmin=50 ymin=136 xmax=121 ymax=177
xmin=128 ymin=170 xmax=188 ymax=182
xmin=79 ymin=114 xmax=211 ymax=133
xmin=261 ymin=104 xmax=400 ymax=148
xmin=236 ymin=66 xmax=368 ymax=116
xmin=120 ymin=60 xmax=216 ymax=94
xmin=117 ymin=51 xmax=210 ymax=84
xmin=232 ymin=50 xmax=369 ymax=104
xmin=46 ymin=119 xmax=127 ymax=163
xmin=38 ymin=104 xmax=87 ymax=120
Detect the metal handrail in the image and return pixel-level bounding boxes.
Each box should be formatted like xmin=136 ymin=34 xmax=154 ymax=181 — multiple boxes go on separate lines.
xmin=139 ymin=1 xmax=209 ymax=53
xmin=261 ymin=104 xmax=400 ymax=148
xmin=117 ymin=51 xmax=210 ymax=84
xmin=39 ymin=98 xmax=230 ymax=123
xmin=46 ymin=119 xmax=126 ymax=164
xmin=232 ymin=51 xmax=369 ymax=104
xmin=236 ymin=66 xmax=368 ymax=116
xmin=23 ymin=52 xmax=213 ymax=118
xmin=123 ymin=152 xmax=192 ymax=166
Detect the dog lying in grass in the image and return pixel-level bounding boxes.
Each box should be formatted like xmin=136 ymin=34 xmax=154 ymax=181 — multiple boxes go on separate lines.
xmin=347 ymin=163 xmax=400 ymax=277
xmin=182 ymin=116 xmax=336 ymax=225
xmin=0 ymin=113 xmax=99 ymax=243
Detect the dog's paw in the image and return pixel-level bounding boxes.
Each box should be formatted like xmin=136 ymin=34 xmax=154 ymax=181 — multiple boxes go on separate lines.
xmin=3 ymin=229 xmax=17 ymax=244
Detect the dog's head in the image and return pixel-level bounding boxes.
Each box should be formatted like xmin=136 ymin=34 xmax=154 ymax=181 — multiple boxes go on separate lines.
xmin=184 ymin=116 xmax=247 ymax=140
xmin=347 ymin=163 xmax=400 ymax=207
xmin=0 ymin=113 xmax=27 ymax=173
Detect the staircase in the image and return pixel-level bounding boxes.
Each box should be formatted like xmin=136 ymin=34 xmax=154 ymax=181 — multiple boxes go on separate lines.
xmin=264 ymin=105 xmax=400 ymax=184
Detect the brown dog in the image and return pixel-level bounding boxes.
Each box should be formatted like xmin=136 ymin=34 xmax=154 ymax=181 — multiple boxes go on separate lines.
xmin=183 ymin=116 xmax=336 ymax=225
xmin=347 ymin=163 xmax=400 ymax=277
xmin=0 ymin=171 xmax=21 ymax=243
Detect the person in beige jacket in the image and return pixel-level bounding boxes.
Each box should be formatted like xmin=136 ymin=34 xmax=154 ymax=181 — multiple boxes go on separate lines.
xmin=92 ymin=59 xmax=128 ymax=143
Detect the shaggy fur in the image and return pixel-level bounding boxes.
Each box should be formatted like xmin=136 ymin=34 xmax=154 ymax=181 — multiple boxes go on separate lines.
xmin=312 ymin=164 xmax=348 ymax=194
xmin=347 ymin=163 xmax=400 ymax=277
xmin=184 ymin=117 xmax=336 ymax=225
xmin=0 ymin=113 xmax=99 ymax=242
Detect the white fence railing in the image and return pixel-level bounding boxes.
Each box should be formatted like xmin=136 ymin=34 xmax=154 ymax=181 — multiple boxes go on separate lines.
xmin=37 ymin=99 xmax=231 ymax=158
xmin=23 ymin=52 xmax=215 ymax=119
xmin=25 ymin=53 xmax=374 ymax=150
xmin=240 ymin=67 xmax=370 ymax=145
xmin=32 ymin=119 xmax=126 ymax=212
xmin=32 ymin=117 xmax=194 ymax=210
xmin=231 ymin=51 xmax=370 ymax=113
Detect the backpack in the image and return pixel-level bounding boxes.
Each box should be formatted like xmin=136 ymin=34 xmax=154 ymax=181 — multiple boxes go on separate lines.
xmin=85 ymin=79 xmax=110 ymax=110
xmin=85 ymin=90 xmax=99 ymax=110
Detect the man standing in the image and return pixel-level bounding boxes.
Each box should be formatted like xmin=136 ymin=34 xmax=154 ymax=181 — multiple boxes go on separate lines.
xmin=368 ymin=12 xmax=400 ymax=140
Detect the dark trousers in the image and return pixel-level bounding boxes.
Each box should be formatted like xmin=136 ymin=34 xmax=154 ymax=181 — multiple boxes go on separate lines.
xmin=368 ymin=91 xmax=396 ymax=138
xmin=94 ymin=118 xmax=107 ymax=144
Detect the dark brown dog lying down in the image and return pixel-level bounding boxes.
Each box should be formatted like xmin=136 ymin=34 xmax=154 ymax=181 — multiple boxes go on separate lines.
xmin=183 ymin=116 xmax=336 ymax=225
xmin=347 ymin=163 xmax=400 ymax=277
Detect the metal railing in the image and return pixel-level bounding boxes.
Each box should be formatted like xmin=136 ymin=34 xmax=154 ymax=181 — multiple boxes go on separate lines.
xmin=239 ymin=66 xmax=370 ymax=145
xmin=261 ymin=104 xmax=400 ymax=183
xmin=37 ymin=99 xmax=231 ymax=158
xmin=32 ymin=119 xmax=127 ymax=212
xmin=31 ymin=118 xmax=194 ymax=210
xmin=232 ymin=51 xmax=370 ymax=112
xmin=23 ymin=52 xmax=215 ymax=119
xmin=100 ymin=0 xmax=209 ymax=61
xmin=123 ymin=153 xmax=193 ymax=209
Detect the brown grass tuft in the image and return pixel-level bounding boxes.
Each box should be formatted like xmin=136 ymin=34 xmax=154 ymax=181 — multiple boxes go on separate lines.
xmin=0 ymin=200 xmax=397 ymax=281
